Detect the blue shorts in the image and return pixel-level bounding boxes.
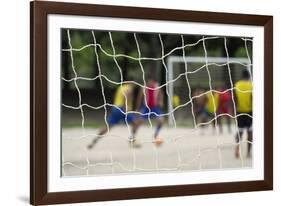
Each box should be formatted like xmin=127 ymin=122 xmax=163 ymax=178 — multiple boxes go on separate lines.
xmin=140 ymin=106 xmax=163 ymax=119
xmin=107 ymin=107 xmax=135 ymax=126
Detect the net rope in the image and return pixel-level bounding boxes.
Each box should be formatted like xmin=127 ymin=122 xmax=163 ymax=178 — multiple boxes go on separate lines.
xmin=62 ymin=30 xmax=253 ymax=176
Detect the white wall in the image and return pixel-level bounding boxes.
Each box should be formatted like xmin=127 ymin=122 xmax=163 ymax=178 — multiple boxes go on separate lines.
xmin=0 ymin=0 xmax=279 ymax=205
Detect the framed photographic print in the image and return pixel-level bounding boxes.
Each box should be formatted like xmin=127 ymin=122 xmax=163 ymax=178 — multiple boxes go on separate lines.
xmin=30 ymin=1 xmax=273 ymax=205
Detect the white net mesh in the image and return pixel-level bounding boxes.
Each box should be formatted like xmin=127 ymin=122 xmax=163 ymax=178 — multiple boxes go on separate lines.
xmin=61 ymin=29 xmax=253 ymax=176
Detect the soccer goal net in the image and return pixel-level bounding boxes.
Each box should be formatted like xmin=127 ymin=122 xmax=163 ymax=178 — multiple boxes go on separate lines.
xmin=61 ymin=29 xmax=253 ymax=177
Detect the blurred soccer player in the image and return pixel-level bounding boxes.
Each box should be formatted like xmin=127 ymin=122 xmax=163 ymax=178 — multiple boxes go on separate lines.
xmin=88 ymin=83 xmax=141 ymax=149
xmin=136 ymin=77 xmax=164 ymax=146
xmin=205 ymin=90 xmax=220 ymax=132
xmin=193 ymin=88 xmax=207 ymax=126
xmin=217 ymin=84 xmax=232 ymax=134
xmin=234 ymin=70 xmax=253 ymax=158
xmin=193 ymin=88 xmax=219 ymax=133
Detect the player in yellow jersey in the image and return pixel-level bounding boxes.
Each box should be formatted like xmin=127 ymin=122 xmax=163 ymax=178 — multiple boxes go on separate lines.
xmin=205 ymin=91 xmax=219 ymax=115
xmin=88 ymin=83 xmax=141 ymax=149
xmin=193 ymin=88 xmax=207 ymax=126
xmin=204 ymin=90 xmax=219 ymax=131
xmin=193 ymin=88 xmax=219 ymax=133
xmin=234 ymin=70 xmax=253 ymax=158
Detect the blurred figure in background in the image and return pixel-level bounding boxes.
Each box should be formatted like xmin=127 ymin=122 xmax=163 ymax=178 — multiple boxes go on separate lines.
xmin=193 ymin=88 xmax=207 ymax=128
xmin=217 ymin=84 xmax=233 ymax=134
xmin=193 ymin=87 xmax=219 ymax=133
xmin=234 ymin=70 xmax=253 ymax=158
xmin=205 ymin=90 xmax=220 ymax=133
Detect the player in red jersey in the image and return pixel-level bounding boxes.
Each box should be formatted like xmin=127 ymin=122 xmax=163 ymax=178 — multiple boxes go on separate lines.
xmin=136 ymin=77 xmax=164 ymax=146
xmin=217 ymin=84 xmax=232 ymax=134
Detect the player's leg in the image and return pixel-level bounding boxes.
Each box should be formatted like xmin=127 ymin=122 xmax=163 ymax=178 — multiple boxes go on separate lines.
xmin=225 ymin=105 xmax=232 ymax=133
xmin=151 ymin=107 xmax=164 ymax=146
xmin=226 ymin=115 xmax=232 ymax=134
xmin=217 ymin=104 xmax=223 ymax=133
xmin=235 ymin=114 xmax=245 ymax=158
xmin=139 ymin=105 xmax=163 ymax=145
xmin=246 ymin=129 xmax=253 ymax=158
xmin=130 ymin=104 xmax=149 ymax=142
xmin=217 ymin=115 xmax=223 ymax=134
xmin=87 ymin=125 xmax=112 ymax=149
xmin=210 ymin=112 xmax=217 ymax=134
xmin=127 ymin=113 xmax=141 ymax=141
xmin=218 ymin=106 xmax=231 ymax=134
xmin=151 ymin=107 xmax=164 ymax=138
xmin=88 ymin=107 xmax=120 ymax=149
xmin=197 ymin=107 xmax=208 ymax=134
xmin=131 ymin=105 xmax=148 ymax=141
xmin=235 ymin=130 xmax=243 ymax=158
xmin=126 ymin=113 xmax=142 ymax=148
xmin=246 ymin=113 xmax=253 ymax=158
xmin=154 ymin=117 xmax=164 ymax=138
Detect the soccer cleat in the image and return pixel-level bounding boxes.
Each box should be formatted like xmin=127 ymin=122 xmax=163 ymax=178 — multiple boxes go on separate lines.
xmin=128 ymin=135 xmax=136 ymax=142
xmin=153 ymin=136 xmax=163 ymax=146
xmin=128 ymin=135 xmax=142 ymax=148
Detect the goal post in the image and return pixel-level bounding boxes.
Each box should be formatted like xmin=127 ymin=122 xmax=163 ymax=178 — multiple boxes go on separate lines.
xmin=167 ymin=56 xmax=251 ymax=126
